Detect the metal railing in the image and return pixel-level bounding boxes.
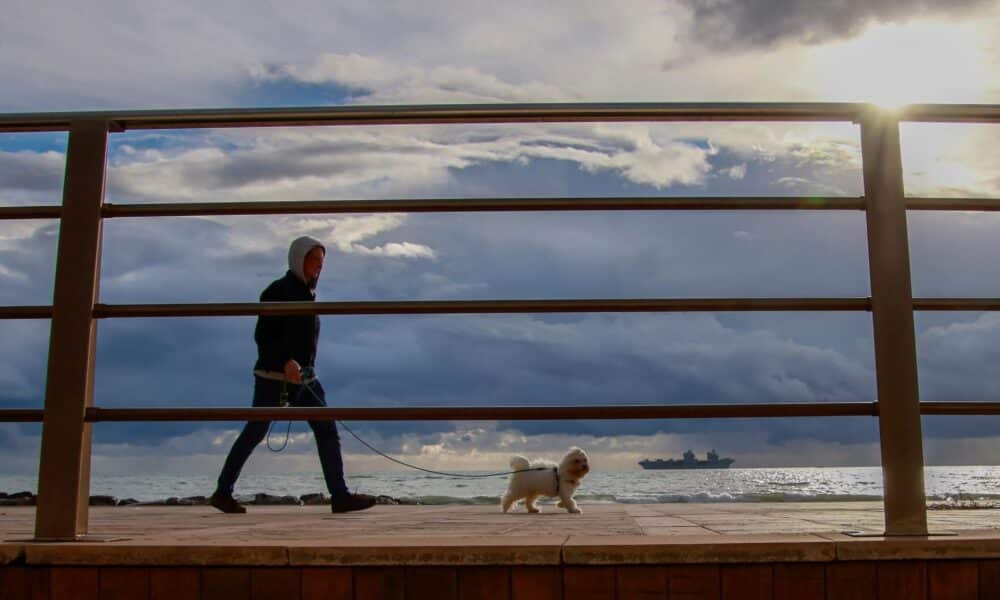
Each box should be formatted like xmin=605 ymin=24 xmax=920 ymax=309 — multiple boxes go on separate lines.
xmin=0 ymin=102 xmax=998 ymax=540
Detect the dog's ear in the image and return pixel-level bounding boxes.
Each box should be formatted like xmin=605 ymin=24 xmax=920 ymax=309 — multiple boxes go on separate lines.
xmin=569 ymin=446 xmax=582 ymax=453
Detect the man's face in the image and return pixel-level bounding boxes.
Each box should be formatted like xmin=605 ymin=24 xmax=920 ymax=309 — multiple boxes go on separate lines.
xmin=303 ymin=247 xmax=325 ymax=282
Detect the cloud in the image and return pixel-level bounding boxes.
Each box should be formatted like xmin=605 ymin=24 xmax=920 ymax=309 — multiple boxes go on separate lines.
xmin=3 ymin=0 xmax=999 ymax=473
xmin=2 ymin=0 xmax=997 ymax=113
xmin=918 ymin=314 xmax=1000 ymax=400
xmin=901 ymin=123 xmax=1000 ymax=198
xmin=320 ymin=215 xmax=437 ymax=259
xmin=0 ymin=151 xmax=65 ymax=206
xmin=679 ymin=0 xmax=992 ymax=51
xmin=724 ymin=163 xmax=747 ymax=180
xmin=908 ymin=212 xmax=1000 ymax=298
xmin=776 ymin=176 xmax=849 ymax=196
xmin=103 ymin=124 xmax=723 ymax=203
xmin=0 ymin=221 xmax=58 ymax=306
xmin=257 ymin=52 xmax=572 ymax=104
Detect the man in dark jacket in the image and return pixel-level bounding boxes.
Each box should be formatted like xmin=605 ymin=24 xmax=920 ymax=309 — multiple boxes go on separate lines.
xmin=210 ymin=236 xmax=376 ymax=514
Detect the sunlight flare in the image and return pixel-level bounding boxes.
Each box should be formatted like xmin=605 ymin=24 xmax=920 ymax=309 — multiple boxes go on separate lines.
xmin=811 ymin=18 xmax=993 ymax=107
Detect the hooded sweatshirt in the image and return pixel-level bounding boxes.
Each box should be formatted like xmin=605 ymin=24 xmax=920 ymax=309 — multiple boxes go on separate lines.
xmin=253 ymin=237 xmax=326 ymax=374
xmin=287 ymin=236 xmax=325 ymax=291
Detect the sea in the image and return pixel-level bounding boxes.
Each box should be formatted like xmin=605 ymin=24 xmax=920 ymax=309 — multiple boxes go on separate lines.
xmin=1 ymin=466 xmax=998 ymax=505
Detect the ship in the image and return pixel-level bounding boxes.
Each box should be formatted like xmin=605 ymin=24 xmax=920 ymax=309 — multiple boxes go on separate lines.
xmin=638 ymin=449 xmax=734 ymax=470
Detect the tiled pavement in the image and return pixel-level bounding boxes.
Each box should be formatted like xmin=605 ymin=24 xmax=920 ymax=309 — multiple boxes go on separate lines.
xmin=2 ymin=502 xmax=1000 ymax=544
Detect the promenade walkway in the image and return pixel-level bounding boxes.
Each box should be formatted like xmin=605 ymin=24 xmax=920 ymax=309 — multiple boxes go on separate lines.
xmin=3 ymin=502 xmax=1000 ymax=559
xmin=6 ymin=503 xmax=1000 ymax=599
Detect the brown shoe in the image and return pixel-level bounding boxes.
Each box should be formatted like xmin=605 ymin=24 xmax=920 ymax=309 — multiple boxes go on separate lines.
xmin=330 ymin=493 xmax=377 ymax=513
xmin=210 ymin=492 xmax=246 ymax=514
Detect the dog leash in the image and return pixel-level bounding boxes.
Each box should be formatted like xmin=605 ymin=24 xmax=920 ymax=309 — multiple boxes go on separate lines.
xmin=265 ymin=369 xmax=319 ymax=452
xmin=271 ymin=376 xmax=551 ymax=479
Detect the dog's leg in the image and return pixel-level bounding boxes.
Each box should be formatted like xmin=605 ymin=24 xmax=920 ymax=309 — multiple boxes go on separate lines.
xmin=559 ymin=492 xmax=582 ymax=514
xmin=525 ymin=494 xmax=541 ymax=513
xmin=501 ymin=492 xmax=517 ymax=513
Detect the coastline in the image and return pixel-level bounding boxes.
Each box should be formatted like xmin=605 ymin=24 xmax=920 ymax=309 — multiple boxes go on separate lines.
xmin=3 ymin=490 xmax=999 ymax=510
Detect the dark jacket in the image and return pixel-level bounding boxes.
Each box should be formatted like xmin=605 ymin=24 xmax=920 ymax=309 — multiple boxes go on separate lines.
xmin=253 ymin=270 xmax=320 ymax=372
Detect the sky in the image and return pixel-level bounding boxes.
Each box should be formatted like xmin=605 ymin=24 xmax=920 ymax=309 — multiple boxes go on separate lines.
xmin=1 ymin=0 xmax=1000 ymax=481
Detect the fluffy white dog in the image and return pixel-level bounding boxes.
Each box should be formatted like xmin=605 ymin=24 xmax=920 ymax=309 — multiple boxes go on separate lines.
xmin=501 ymin=447 xmax=590 ymax=514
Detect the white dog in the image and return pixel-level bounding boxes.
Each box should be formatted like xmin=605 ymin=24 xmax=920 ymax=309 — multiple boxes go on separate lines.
xmin=501 ymin=447 xmax=590 ymax=514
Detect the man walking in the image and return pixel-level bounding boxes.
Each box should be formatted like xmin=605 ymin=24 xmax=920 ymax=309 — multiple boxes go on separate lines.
xmin=210 ymin=236 xmax=376 ymax=514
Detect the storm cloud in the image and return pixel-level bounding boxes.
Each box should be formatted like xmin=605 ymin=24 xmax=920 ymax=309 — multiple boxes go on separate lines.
xmin=680 ymin=0 xmax=992 ymax=51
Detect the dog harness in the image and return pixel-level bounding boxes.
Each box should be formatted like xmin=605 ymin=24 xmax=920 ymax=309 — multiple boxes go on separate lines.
xmin=553 ymin=467 xmax=578 ymax=496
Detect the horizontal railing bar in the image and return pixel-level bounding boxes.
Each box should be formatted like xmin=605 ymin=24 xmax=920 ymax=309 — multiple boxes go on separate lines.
xmin=906 ymin=197 xmax=1000 ymax=211
xmin=3 ymin=103 xmax=996 ymax=133
xmin=6 ymin=402 xmax=1000 ymax=423
xmin=0 ymin=410 xmax=45 ymax=422
xmin=913 ymin=299 xmax=1000 ymax=311
xmin=921 ymin=402 xmax=1000 ymax=415
xmin=103 ymin=197 xmax=866 ymax=217
xmin=0 ymin=206 xmax=62 ymax=220
xmin=23 ymin=196 xmax=1000 ymax=220
xmin=898 ymin=104 xmax=1000 ymax=124
xmin=0 ymin=102 xmax=872 ymax=132
xmin=0 ymin=306 xmax=53 ymax=319
xmin=84 ymin=403 xmax=879 ymax=422
xmin=94 ymin=298 xmax=872 ymax=318
xmin=26 ymin=298 xmax=1000 ymax=320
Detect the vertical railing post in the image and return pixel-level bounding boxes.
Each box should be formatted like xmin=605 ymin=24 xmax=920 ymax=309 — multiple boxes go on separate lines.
xmin=34 ymin=120 xmax=108 ymax=540
xmin=860 ymin=108 xmax=928 ymax=536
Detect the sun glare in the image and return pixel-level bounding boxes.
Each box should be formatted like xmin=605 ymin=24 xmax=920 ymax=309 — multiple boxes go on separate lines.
xmin=810 ymin=19 xmax=992 ymax=107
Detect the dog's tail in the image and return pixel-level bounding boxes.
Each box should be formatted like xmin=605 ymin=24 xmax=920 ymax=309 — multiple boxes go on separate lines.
xmin=509 ymin=455 xmax=530 ymax=471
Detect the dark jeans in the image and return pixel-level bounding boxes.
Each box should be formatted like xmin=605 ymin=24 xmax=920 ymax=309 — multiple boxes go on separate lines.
xmin=215 ymin=376 xmax=350 ymax=500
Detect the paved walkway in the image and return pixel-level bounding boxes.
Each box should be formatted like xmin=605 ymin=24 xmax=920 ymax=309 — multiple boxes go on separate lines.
xmin=5 ymin=503 xmax=1000 ymax=566
xmin=3 ymin=502 xmax=1000 ymax=542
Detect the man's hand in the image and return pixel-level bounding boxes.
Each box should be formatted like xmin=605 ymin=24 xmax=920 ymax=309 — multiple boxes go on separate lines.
xmin=284 ymin=359 xmax=303 ymax=384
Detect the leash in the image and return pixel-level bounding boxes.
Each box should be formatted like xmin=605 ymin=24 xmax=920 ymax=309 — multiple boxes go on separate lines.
xmin=269 ymin=375 xmax=550 ymax=479
xmin=265 ymin=379 xmax=295 ymax=452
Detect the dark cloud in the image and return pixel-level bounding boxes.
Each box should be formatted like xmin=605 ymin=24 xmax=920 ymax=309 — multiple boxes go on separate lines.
xmin=909 ymin=213 xmax=1000 ymax=299
xmin=4 ymin=135 xmax=1000 ymax=466
xmin=923 ymin=415 xmax=1000 ymax=440
xmin=0 ymin=151 xmax=65 ymax=194
xmin=0 ymin=222 xmax=59 ymax=306
xmin=680 ymin=0 xmax=990 ymax=51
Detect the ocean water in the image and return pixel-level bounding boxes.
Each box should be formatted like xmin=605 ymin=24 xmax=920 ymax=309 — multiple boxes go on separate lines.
xmin=1 ymin=466 xmax=998 ymax=505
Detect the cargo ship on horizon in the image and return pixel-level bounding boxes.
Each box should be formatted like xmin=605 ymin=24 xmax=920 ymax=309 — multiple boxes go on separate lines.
xmin=639 ymin=449 xmax=734 ymax=470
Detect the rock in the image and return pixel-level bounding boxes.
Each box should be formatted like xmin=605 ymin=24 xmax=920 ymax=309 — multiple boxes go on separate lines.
xmin=0 ymin=492 xmax=37 ymax=506
xmin=164 ymin=497 xmax=180 ymax=505
xmin=89 ymin=495 xmax=118 ymax=506
xmin=117 ymin=498 xmax=140 ymax=506
xmin=176 ymin=495 xmax=208 ymax=506
xmin=5 ymin=492 xmax=37 ymax=506
xmin=375 ymin=495 xmax=401 ymax=505
xmin=300 ymin=493 xmax=329 ymax=505
xmin=251 ymin=493 xmax=302 ymax=506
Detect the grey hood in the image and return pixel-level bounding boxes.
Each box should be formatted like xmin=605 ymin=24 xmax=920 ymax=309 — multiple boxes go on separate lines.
xmin=288 ymin=236 xmax=326 ymax=289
